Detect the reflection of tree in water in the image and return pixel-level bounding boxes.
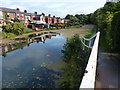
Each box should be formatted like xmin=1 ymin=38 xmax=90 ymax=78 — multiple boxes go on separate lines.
xmin=25 ymin=67 xmax=61 ymax=88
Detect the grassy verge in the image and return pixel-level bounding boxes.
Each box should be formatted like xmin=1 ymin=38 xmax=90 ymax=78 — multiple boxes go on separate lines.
xmin=84 ymin=26 xmax=95 ymax=38
xmin=65 ymin=25 xmax=82 ymax=29
xmin=1 ymin=28 xmax=35 ymax=39
xmin=43 ymin=27 xmax=59 ymax=31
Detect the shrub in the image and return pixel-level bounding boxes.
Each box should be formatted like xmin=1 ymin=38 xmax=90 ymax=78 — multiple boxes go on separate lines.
xmin=2 ymin=32 xmax=16 ymax=38
xmin=60 ymin=34 xmax=89 ymax=89
xmin=4 ymin=22 xmax=27 ymax=35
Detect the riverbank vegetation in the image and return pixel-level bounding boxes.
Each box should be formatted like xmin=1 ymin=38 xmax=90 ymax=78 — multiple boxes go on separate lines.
xmin=65 ymin=14 xmax=90 ymax=27
xmin=60 ymin=34 xmax=90 ymax=89
xmin=88 ymin=1 xmax=120 ymax=53
xmin=84 ymin=26 xmax=95 ymax=38
xmin=2 ymin=22 xmax=34 ymax=39
xmin=64 ymin=1 xmax=120 ymax=53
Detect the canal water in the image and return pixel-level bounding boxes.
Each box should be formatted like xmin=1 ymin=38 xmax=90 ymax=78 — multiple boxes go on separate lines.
xmin=2 ymin=33 xmax=66 ymax=88
xmin=1 ymin=25 xmax=92 ymax=88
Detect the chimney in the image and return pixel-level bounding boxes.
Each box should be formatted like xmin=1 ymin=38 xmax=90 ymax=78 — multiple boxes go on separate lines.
xmin=42 ymin=13 xmax=45 ymax=16
xmin=16 ymin=8 xmax=20 ymax=11
xmin=48 ymin=14 xmax=51 ymax=17
xmin=24 ymin=10 xmax=27 ymax=13
xmin=34 ymin=12 xmax=37 ymax=15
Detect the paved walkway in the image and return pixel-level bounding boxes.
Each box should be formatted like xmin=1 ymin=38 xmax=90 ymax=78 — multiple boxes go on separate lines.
xmin=95 ymin=51 xmax=120 ymax=89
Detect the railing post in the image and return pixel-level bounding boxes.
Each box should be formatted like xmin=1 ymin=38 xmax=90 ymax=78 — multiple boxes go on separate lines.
xmin=83 ymin=39 xmax=85 ymax=50
xmin=89 ymin=40 xmax=91 ymax=48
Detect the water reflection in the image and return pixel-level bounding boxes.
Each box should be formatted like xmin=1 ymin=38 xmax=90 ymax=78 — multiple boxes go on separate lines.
xmin=2 ymin=33 xmax=66 ymax=88
xmin=1 ymin=32 xmax=59 ymax=57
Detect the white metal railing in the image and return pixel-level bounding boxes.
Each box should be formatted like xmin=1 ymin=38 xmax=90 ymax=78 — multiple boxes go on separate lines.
xmin=81 ymin=32 xmax=99 ymax=49
xmin=80 ymin=32 xmax=100 ymax=89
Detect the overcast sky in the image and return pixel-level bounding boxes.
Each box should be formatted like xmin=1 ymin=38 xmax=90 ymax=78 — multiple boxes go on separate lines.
xmin=0 ymin=0 xmax=106 ymax=18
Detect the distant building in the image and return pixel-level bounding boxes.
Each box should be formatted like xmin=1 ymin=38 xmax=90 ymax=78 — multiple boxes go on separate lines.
xmin=56 ymin=17 xmax=62 ymax=24
xmin=52 ymin=16 xmax=57 ymax=24
xmin=45 ymin=14 xmax=52 ymax=25
xmin=0 ymin=7 xmax=69 ymax=30
xmin=0 ymin=7 xmax=26 ymax=25
xmin=31 ymin=12 xmax=46 ymax=30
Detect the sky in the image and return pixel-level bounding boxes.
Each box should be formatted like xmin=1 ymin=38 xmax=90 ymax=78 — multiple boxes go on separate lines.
xmin=0 ymin=0 xmax=106 ymax=18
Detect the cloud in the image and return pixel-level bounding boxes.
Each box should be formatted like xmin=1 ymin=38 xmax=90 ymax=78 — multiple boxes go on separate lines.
xmin=1 ymin=0 xmax=106 ymax=3
xmin=1 ymin=0 xmax=106 ymax=17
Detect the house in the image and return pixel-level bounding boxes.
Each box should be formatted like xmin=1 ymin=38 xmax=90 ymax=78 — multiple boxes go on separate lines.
xmin=61 ymin=19 xmax=65 ymax=24
xmin=0 ymin=7 xmax=69 ymax=30
xmin=0 ymin=9 xmax=3 ymax=31
xmin=0 ymin=7 xmax=26 ymax=25
xmin=56 ymin=17 xmax=62 ymax=24
xmin=24 ymin=10 xmax=35 ymax=27
xmin=16 ymin=8 xmax=25 ymax=23
xmin=45 ymin=14 xmax=52 ymax=25
xmin=31 ymin=12 xmax=46 ymax=31
xmin=52 ymin=16 xmax=57 ymax=24
xmin=64 ymin=19 xmax=69 ymax=24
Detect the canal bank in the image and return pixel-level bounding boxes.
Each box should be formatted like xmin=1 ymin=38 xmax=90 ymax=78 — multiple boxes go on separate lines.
xmin=1 ymin=25 xmax=93 ymax=45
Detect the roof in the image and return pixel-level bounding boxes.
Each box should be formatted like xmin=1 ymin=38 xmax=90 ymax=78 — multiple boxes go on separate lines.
xmin=0 ymin=7 xmax=35 ymax=16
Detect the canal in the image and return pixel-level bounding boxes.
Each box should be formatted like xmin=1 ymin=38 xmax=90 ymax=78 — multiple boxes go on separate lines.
xmin=1 ymin=25 xmax=93 ymax=88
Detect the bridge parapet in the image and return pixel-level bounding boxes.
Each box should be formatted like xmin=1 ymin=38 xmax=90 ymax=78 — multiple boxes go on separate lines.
xmin=80 ymin=32 xmax=100 ymax=89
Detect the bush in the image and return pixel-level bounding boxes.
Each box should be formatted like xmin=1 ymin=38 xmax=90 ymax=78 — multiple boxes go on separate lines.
xmin=2 ymin=32 xmax=16 ymax=38
xmin=84 ymin=26 xmax=94 ymax=38
xmin=4 ymin=22 xmax=27 ymax=35
xmin=25 ymin=29 xmax=34 ymax=33
xmin=60 ymin=34 xmax=89 ymax=89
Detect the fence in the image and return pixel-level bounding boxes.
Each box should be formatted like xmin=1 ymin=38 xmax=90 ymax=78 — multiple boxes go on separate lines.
xmin=80 ymin=32 xmax=100 ymax=89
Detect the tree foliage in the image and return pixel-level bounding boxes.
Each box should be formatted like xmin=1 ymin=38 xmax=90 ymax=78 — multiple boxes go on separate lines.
xmin=4 ymin=22 xmax=27 ymax=35
xmin=89 ymin=1 xmax=120 ymax=53
xmin=65 ymin=14 xmax=89 ymax=26
xmin=60 ymin=34 xmax=89 ymax=89
xmin=13 ymin=17 xmax=20 ymax=22
xmin=111 ymin=11 xmax=120 ymax=53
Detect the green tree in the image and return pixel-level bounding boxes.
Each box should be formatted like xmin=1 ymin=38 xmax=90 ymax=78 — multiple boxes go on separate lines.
xmin=111 ymin=11 xmax=120 ymax=53
xmin=60 ymin=34 xmax=89 ymax=89
xmin=13 ymin=17 xmax=20 ymax=22
xmin=4 ymin=22 xmax=27 ymax=35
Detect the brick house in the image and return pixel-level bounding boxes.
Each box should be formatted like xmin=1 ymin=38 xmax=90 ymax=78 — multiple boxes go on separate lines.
xmin=45 ymin=14 xmax=52 ymax=25
xmin=24 ymin=10 xmax=35 ymax=27
xmin=0 ymin=7 xmax=26 ymax=25
xmin=64 ymin=19 xmax=69 ymax=24
xmin=31 ymin=12 xmax=46 ymax=30
xmin=56 ymin=17 xmax=62 ymax=24
xmin=52 ymin=16 xmax=57 ymax=24
xmin=0 ymin=7 xmax=69 ymax=30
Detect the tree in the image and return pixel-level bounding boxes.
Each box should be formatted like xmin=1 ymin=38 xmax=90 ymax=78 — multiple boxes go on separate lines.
xmin=4 ymin=22 xmax=27 ymax=35
xmin=111 ymin=11 xmax=120 ymax=53
xmin=13 ymin=17 xmax=20 ymax=22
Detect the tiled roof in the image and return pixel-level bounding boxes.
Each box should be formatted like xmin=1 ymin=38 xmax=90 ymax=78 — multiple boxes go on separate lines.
xmin=0 ymin=7 xmax=23 ymax=13
xmin=0 ymin=7 xmax=35 ymax=16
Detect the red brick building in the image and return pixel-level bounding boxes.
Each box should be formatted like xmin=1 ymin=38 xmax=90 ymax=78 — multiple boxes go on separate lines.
xmin=52 ymin=16 xmax=57 ymax=24
xmin=0 ymin=7 xmax=69 ymax=30
xmin=56 ymin=17 xmax=62 ymax=24
xmin=45 ymin=14 xmax=52 ymax=24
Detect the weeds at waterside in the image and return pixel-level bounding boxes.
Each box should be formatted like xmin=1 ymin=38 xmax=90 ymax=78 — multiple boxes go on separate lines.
xmin=60 ymin=34 xmax=90 ymax=89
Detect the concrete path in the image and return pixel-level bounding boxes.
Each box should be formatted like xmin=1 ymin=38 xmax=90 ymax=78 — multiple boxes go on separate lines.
xmin=95 ymin=51 xmax=120 ymax=89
